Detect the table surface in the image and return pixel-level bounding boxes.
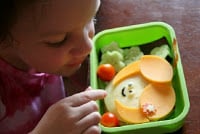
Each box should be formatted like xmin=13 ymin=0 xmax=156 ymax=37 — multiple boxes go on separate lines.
xmin=95 ymin=0 xmax=200 ymax=133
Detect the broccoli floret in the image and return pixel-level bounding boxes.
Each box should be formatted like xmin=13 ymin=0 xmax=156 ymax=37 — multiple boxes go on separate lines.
xmin=100 ymin=51 xmax=125 ymax=72
xmin=101 ymin=42 xmax=123 ymax=54
xmin=150 ymin=44 xmax=171 ymax=59
xmin=123 ymin=46 xmax=144 ymax=65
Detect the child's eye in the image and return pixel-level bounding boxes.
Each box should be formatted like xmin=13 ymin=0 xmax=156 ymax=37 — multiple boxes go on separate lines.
xmin=46 ymin=34 xmax=70 ymax=47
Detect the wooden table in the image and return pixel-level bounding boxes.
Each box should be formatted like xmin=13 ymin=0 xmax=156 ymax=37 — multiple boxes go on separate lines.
xmin=65 ymin=0 xmax=200 ymax=133
xmin=94 ymin=0 xmax=200 ymax=133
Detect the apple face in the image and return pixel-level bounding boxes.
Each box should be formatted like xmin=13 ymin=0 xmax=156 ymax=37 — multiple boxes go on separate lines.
xmin=104 ymin=75 xmax=148 ymax=115
xmin=103 ymin=56 xmax=176 ymax=124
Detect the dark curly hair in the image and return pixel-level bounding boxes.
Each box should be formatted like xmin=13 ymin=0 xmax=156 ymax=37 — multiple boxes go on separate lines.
xmin=0 ymin=0 xmax=38 ymax=47
xmin=0 ymin=0 xmax=17 ymax=46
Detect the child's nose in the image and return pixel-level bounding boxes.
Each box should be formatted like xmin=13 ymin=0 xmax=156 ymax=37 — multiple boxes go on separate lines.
xmin=69 ymin=33 xmax=93 ymax=57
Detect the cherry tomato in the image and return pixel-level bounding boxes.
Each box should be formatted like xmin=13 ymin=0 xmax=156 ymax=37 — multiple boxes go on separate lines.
xmin=100 ymin=112 xmax=119 ymax=127
xmin=97 ymin=64 xmax=116 ymax=81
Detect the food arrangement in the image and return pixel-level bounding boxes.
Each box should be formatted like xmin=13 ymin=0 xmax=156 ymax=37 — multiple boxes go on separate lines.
xmin=97 ymin=42 xmax=176 ymax=127
xmin=90 ymin=22 xmax=189 ymax=134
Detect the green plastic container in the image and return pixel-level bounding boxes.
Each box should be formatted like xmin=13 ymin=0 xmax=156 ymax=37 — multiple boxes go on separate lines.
xmin=90 ymin=22 xmax=190 ymax=134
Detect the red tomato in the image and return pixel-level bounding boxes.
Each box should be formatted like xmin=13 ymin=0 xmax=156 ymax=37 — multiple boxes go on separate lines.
xmin=97 ymin=64 xmax=116 ymax=81
xmin=100 ymin=112 xmax=119 ymax=127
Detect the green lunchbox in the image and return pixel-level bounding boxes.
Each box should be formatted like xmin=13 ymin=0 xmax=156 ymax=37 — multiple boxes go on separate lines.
xmin=90 ymin=22 xmax=190 ymax=134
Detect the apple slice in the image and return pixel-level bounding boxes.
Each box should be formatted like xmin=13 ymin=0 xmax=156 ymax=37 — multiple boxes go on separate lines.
xmin=139 ymin=83 xmax=176 ymax=120
xmin=140 ymin=55 xmax=173 ymax=83
xmin=112 ymin=60 xmax=140 ymax=86
xmin=115 ymin=100 xmax=149 ymax=124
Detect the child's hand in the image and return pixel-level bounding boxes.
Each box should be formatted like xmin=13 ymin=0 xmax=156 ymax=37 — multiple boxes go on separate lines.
xmin=31 ymin=89 xmax=107 ymax=134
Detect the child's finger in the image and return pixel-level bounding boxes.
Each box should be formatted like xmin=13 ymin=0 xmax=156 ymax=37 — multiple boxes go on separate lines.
xmin=75 ymin=100 xmax=99 ymax=120
xmin=67 ymin=89 xmax=107 ymax=107
xmin=77 ymin=112 xmax=101 ymax=134
xmin=85 ymin=86 xmax=92 ymax=91
xmin=82 ymin=125 xmax=101 ymax=134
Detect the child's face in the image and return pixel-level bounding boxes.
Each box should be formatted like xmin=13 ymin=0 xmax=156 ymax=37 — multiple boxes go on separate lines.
xmin=10 ymin=0 xmax=100 ymax=76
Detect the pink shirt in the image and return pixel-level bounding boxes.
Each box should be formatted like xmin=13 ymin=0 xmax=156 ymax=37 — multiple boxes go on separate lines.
xmin=0 ymin=58 xmax=65 ymax=134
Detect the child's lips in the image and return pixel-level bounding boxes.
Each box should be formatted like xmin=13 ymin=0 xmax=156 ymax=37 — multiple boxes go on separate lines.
xmin=67 ymin=59 xmax=85 ymax=66
xmin=67 ymin=62 xmax=81 ymax=66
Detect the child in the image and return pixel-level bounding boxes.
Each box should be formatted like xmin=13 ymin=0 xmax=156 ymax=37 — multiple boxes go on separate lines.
xmin=0 ymin=0 xmax=107 ymax=134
